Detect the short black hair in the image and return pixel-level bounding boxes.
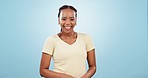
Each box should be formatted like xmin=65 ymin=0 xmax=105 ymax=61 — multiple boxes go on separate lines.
xmin=58 ymin=5 xmax=77 ymax=17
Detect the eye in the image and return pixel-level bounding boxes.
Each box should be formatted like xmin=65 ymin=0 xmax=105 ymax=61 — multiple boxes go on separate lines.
xmin=70 ymin=19 xmax=74 ymax=21
xmin=62 ymin=18 xmax=66 ymax=21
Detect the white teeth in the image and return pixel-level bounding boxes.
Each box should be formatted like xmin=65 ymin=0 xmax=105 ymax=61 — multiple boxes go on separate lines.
xmin=65 ymin=26 xmax=71 ymax=30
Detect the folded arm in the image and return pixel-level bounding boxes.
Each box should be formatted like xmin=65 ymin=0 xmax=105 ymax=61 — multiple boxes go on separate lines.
xmin=81 ymin=49 xmax=96 ymax=78
xmin=40 ymin=53 xmax=74 ymax=78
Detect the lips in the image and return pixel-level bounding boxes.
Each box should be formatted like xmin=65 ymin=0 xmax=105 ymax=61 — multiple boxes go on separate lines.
xmin=65 ymin=26 xmax=71 ymax=30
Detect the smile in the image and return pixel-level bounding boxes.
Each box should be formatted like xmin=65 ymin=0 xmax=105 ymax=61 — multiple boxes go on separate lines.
xmin=65 ymin=26 xmax=71 ymax=30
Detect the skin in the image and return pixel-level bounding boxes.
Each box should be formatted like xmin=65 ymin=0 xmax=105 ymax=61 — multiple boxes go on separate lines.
xmin=40 ymin=8 xmax=96 ymax=78
xmin=58 ymin=8 xmax=77 ymax=45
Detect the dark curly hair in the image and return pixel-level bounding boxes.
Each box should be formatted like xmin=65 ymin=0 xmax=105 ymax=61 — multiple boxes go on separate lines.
xmin=58 ymin=5 xmax=77 ymax=17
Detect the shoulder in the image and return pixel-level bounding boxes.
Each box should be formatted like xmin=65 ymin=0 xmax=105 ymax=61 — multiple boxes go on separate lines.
xmin=77 ymin=32 xmax=91 ymax=38
xmin=77 ymin=32 xmax=88 ymax=37
xmin=45 ymin=34 xmax=58 ymax=41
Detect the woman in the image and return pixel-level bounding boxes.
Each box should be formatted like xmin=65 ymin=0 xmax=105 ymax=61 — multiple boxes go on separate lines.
xmin=40 ymin=5 xmax=96 ymax=78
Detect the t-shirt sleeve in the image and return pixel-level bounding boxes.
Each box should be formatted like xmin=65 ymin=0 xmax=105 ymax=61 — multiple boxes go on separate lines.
xmin=84 ymin=34 xmax=95 ymax=52
xmin=42 ymin=36 xmax=54 ymax=55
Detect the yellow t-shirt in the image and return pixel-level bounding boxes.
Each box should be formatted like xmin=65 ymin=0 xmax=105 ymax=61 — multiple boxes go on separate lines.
xmin=42 ymin=32 xmax=95 ymax=78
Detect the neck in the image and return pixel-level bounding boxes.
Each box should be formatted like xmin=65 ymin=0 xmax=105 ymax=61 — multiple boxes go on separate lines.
xmin=59 ymin=31 xmax=77 ymax=38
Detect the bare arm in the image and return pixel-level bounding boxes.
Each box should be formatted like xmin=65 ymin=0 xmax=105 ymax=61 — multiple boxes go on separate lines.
xmin=40 ymin=53 xmax=74 ymax=78
xmin=81 ymin=49 xmax=96 ymax=78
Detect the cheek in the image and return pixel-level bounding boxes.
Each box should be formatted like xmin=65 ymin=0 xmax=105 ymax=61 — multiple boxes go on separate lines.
xmin=59 ymin=21 xmax=64 ymax=25
xmin=72 ymin=21 xmax=76 ymax=25
xmin=59 ymin=20 xmax=76 ymax=26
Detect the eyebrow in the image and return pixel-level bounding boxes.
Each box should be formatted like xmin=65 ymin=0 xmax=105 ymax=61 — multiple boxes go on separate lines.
xmin=62 ymin=17 xmax=75 ymax=18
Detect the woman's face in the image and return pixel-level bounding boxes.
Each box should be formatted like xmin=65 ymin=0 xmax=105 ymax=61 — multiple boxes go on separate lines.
xmin=58 ymin=9 xmax=77 ymax=33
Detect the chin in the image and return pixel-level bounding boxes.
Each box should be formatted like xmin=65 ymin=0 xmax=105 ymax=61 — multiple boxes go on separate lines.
xmin=63 ymin=30 xmax=73 ymax=33
xmin=64 ymin=31 xmax=71 ymax=33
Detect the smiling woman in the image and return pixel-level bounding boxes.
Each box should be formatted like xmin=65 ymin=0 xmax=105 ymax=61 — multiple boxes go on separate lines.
xmin=39 ymin=5 xmax=96 ymax=78
xmin=58 ymin=5 xmax=77 ymax=34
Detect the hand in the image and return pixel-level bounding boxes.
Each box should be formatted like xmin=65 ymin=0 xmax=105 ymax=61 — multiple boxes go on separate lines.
xmin=81 ymin=76 xmax=86 ymax=78
xmin=81 ymin=75 xmax=91 ymax=78
xmin=60 ymin=73 xmax=74 ymax=78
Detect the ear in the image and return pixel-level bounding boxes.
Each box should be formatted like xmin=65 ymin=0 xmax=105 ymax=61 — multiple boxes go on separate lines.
xmin=75 ymin=17 xmax=77 ymax=25
xmin=58 ymin=18 xmax=60 ymax=24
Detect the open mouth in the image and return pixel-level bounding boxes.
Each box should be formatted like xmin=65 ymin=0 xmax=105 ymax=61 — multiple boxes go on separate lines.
xmin=65 ymin=26 xmax=71 ymax=30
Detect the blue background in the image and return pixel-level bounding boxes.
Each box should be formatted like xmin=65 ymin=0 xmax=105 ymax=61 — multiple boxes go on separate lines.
xmin=0 ymin=0 xmax=147 ymax=78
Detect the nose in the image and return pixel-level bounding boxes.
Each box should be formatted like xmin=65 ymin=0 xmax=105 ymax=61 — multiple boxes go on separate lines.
xmin=65 ymin=20 xmax=71 ymax=25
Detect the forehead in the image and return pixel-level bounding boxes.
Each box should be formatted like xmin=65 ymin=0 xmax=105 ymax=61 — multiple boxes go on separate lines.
xmin=60 ymin=9 xmax=75 ymax=17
